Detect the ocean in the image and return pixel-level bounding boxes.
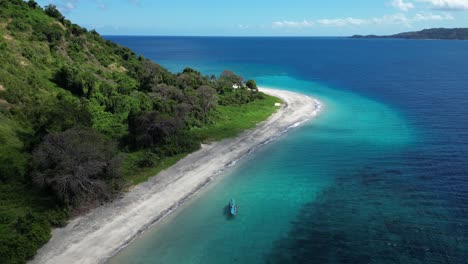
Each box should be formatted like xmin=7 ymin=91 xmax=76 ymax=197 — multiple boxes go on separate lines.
xmin=106 ymin=36 xmax=468 ymax=264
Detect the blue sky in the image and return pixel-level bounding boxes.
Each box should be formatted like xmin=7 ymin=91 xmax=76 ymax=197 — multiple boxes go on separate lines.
xmin=36 ymin=0 xmax=468 ymax=36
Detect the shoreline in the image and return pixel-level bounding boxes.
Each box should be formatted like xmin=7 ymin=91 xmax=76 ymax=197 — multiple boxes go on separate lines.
xmin=30 ymin=88 xmax=322 ymax=264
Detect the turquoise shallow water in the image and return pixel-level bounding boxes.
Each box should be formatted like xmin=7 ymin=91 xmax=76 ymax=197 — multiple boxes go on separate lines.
xmin=109 ymin=76 xmax=415 ymax=264
xmin=107 ymin=37 xmax=468 ymax=263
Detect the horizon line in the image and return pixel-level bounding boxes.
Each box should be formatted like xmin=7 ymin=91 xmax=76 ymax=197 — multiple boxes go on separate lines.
xmin=102 ymin=35 xmax=350 ymax=38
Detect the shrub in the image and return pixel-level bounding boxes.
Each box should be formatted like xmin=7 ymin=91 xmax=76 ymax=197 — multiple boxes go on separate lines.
xmin=7 ymin=20 xmax=30 ymax=32
xmin=15 ymin=212 xmax=51 ymax=246
xmin=0 ymin=212 xmax=51 ymax=264
xmin=70 ymin=24 xmax=86 ymax=36
xmin=43 ymin=208 xmax=69 ymax=227
xmin=32 ymin=127 xmax=123 ymax=206
xmin=32 ymin=22 xmax=64 ymax=44
xmin=159 ymin=131 xmax=201 ymax=156
xmin=136 ymin=151 xmax=159 ymax=168
xmin=28 ymin=94 xmax=92 ymax=146
xmin=54 ymin=66 xmax=96 ymax=96
xmin=0 ymin=150 xmax=28 ymax=183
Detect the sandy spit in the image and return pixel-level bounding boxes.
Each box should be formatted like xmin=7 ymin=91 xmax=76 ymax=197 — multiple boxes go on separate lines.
xmin=30 ymin=88 xmax=322 ymax=264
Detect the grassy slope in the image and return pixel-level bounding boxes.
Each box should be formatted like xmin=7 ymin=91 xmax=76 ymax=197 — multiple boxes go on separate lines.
xmin=0 ymin=3 xmax=137 ymax=253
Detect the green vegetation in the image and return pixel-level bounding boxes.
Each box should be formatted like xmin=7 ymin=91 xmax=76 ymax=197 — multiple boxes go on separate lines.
xmin=0 ymin=1 xmax=280 ymax=263
xmin=124 ymin=95 xmax=281 ymax=184
xmin=191 ymin=94 xmax=281 ymax=141
xmin=351 ymin=27 xmax=468 ymax=40
xmin=123 ymin=152 xmax=189 ymax=185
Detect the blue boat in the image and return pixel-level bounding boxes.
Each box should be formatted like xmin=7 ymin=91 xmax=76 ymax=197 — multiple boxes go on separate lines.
xmin=229 ymin=198 xmax=238 ymax=216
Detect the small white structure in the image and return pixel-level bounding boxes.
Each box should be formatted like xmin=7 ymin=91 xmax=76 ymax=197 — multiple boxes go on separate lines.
xmin=275 ymin=103 xmax=282 ymax=107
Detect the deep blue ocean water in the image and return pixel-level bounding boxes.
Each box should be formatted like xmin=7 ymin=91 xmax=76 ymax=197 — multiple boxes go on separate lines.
xmin=106 ymin=36 xmax=468 ymax=264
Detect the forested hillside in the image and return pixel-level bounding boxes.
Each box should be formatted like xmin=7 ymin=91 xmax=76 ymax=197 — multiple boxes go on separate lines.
xmin=0 ymin=1 xmax=280 ymax=263
xmin=351 ymin=28 xmax=468 ymax=40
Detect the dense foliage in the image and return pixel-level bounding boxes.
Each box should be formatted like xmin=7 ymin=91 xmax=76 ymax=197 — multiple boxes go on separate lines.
xmin=32 ymin=127 xmax=123 ymax=207
xmin=0 ymin=1 xmax=277 ymax=263
xmin=351 ymin=27 xmax=468 ymax=40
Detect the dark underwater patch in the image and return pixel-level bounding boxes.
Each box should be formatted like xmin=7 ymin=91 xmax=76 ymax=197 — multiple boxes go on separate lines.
xmin=264 ymin=166 xmax=468 ymax=264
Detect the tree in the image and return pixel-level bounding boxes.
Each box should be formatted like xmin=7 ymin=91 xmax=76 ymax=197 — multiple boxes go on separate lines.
xmin=149 ymin=84 xmax=185 ymax=115
xmin=151 ymin=84 xmax=184 ymax=102
xmin=182 ymin=68 xmax=201 ymax=75
xmin=175 ymin=102 xmax=192 ymax=121
xmin=44 ymin=5 xmax=64 ymax=21
xmin=220 ymin=70 xmax=243 ymax=88
xmin=32 ymin=127 xmax=122 ymax=206
xmin=54 ymin=66 xmax=96 ymax=96
xmin=70 ymin=24 xmax=86 ymax=36
xmin=27 ymin=0 xmax=38 ymax=9
xmin=176 ymin=71 xmax=207 ymax=90
xmin=31 ymin=95 xmax=92 ymax=144
xmin=246 ymin=79 xmax=258 ymax=91
xmin=32 ymin=22 xmax=64 ymax=44
xmin=128 ymin=111 xmax=184 ymax=149
xmin=138 ymin=61 xmax=173 ymax=91
xmin=197 ymin=85 xmax=218 ymax=115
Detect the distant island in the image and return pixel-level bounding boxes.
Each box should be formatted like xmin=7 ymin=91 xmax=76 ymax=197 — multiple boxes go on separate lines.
xmin=351 ymin=28 xmax=468 ymax=40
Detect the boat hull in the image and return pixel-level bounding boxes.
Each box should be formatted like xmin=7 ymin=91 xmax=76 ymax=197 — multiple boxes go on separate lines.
xmin=229 ymin=199 xmax=238 ymax=216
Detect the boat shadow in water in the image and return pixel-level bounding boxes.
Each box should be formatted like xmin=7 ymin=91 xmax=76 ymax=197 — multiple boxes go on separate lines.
xmin=222 ymin=205 xmax=237 ymax=220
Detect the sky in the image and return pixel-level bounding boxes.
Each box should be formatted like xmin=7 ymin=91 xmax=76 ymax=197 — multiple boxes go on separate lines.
xmin=36 ymin=0 xmax=468 ymax=36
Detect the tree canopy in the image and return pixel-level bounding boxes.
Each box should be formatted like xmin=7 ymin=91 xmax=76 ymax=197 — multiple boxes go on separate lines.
xmin=32 ymin=127 xmax=122 ymax=206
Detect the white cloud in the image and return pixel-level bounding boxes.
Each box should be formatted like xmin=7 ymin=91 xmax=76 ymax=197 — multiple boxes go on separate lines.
xmin=391 ymin=0 xmax=415 ymax=11
xmin=47 ymin=0 xmax=107 ymax=13
xmin=272 ymin=20 xmax=315 ymax=28
xmin=272 ymin=13 xmax=454 ymax=29
xmin=96 ymin=2 xmax=106 ymax=10
xmin=372 ymin=12 xmax=453 ymax=26
xmin=372 ymin=13 xmax=412 ymax=26
xmin=56 ymin=0 xmax=79 ymax=13
xmin=413 ymin=12 xmax=454 ymax=20
xmin=317 ymin=18 xmax=367 ymax=27
xmin=417 ymin=0 xmax=468 ymax=10
xmin=65 ymin=2 xmax=75 ymax=10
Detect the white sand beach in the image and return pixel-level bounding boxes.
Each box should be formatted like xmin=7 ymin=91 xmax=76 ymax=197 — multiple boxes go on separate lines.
xmin=30 ymin=88 xmax=322 ymax=264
